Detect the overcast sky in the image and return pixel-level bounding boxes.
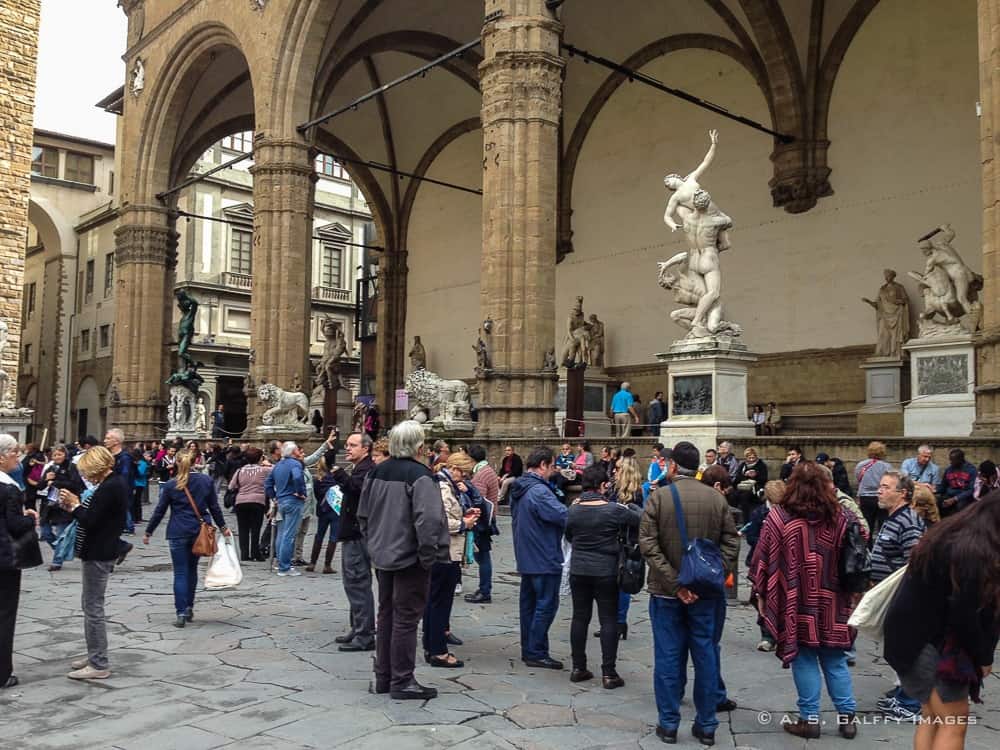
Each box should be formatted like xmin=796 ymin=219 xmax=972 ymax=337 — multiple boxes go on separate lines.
xmin=34 ymin=0 xmax=127 ymax=144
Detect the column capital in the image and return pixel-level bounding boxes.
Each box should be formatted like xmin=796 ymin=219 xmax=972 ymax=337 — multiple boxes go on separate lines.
xmin=114 ymin=206 xmax=178 ymax=266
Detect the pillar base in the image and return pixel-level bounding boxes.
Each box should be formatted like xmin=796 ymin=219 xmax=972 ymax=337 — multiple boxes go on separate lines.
xmin=858 ymin=357 xmax=906 ymax=436
xmin=476 ymin=370 xmax=559 ymax=439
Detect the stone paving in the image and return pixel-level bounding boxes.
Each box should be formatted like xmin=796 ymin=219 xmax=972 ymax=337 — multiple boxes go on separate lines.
xmin=3 ymin=514 xmax=999 ymax=750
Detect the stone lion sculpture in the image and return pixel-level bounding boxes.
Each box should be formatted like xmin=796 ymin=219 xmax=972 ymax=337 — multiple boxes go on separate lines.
xmin=404 ymin=368 xmax=472 ymax=427
xmin=257 ymin=383 xmax=310 ymax=425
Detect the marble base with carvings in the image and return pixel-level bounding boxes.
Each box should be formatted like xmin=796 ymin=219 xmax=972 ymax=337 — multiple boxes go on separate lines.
xmin=0 ymin=407 xmax=33 ymax=443
xmin=423 ymin=418 xmax=476 ymax=437
xmin=903 ymin=334 xmax=975 ymax=437
xmin=166 ymin=386 xmax=199 ymax=439
xmin=255 ymin=423 xmax=314 ymax=437
xmin=655 ymin=341 xmax=757 ymax=456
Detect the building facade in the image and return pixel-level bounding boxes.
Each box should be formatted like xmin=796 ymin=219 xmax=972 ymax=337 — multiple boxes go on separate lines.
xmin=23 ymin=128 xmax=371 ymax=441
xmin=101 ymin=0 xmax=1000 ymax=440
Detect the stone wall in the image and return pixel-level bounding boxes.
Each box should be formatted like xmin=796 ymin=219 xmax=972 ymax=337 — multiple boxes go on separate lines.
xmin=0 ymin=0 xmax=41 ymax=402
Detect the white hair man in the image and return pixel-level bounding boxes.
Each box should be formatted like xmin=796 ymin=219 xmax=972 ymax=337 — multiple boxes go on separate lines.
xmin=264 ymin=441 xmax=306 ymax=575
xmin=899 ymin=444 xmax=940 ymax=490
xmin=610 ymin=382 xmax=638 ymax=439
xmin=358 ymin=420 xmax=448 ymax=701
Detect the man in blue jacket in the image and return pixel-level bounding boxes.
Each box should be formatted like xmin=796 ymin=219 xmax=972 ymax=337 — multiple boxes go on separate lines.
xmin=265 ymin=442 xmax=307 ymax=576
xmin=510 ymin=446 xmax=567 ymax=669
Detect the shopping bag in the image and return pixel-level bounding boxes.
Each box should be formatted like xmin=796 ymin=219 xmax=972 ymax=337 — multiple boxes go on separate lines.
xmin=325 ymin=485 xmax=344 ymax=514
xmin=848 ymin=564 xmax=907 ymax=640
xmin=559 ymin=538 xmax=572 ymax=596
xmin=52 ymin=521 xmax=78 ymax=564
xmin=205 ymin=535 xmax=243 ymax=589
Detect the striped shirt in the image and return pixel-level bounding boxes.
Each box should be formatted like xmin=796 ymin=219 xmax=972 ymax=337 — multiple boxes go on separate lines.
xmin=870 ymin=504 xmax=924 ymax=583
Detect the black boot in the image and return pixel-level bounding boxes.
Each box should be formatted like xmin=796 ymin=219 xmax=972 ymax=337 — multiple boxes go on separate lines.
xmin=617 ymin=623 xmax=628 ymax=641
xmin=305 ymin=537 xmax=322 ymax=572
xmin=323 ymin=542 xmax=337 ymax=573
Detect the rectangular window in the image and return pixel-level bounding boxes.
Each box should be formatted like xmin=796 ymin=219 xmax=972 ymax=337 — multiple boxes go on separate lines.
xmin=221 ymin=132 xmax=253 ymax=153
xmin=108 ymin=170 xmax=115 ymax=194
xmin=80 ymin=329 xmax=90 ymax=353
xmin=315 ymin=154 xmax=348 ymax=181
xmin=64 ymin=152 xmax=94 ymax=184
xmin=85 ymin=259 xmax=95 ymax=297
xmin=31 ymin=146 xmax=59 ymax=177
xmin=99 ymin=324 xmax=110 ymax=349
xmin=104 ymin=252 xmax=114 ymax=297
xmin=23 ymin=344 xmax=31 ymax=363
xmin=321 ymin=243 xmax=343 ymax=289
xmin=230 ymin=229 xmax=252 ymax=275
xmin=25 ymin=282 xmax=36 ymax=318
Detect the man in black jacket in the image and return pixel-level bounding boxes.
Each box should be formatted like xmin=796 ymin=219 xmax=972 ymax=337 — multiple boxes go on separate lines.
xmin=333 ymin=432 xmax=376 ymax=653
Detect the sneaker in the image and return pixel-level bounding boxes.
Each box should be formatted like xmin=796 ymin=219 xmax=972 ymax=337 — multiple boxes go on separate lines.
xmin=47 ymin=564 xmax=62 ymax=572
xmin=876 ymin=695 xmax=897 ymax=712
xmin=756 ymin=639 xmax=776 ymax=652
xmin=880 ymin=697 xmax=919 ymax=721
xmin=277 ymin=568 xmax=302 ymax=577
xmin=454 ymin=582 xmax=462 ymax=595
xmin=67 ymin=665 xmax=111 ymax=680
xmin=70 ymin=658 xmax=89 ymax=670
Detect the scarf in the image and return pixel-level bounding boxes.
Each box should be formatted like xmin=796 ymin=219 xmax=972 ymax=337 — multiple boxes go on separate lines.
xmin=473 ymin=460 xmax=488 ymax=475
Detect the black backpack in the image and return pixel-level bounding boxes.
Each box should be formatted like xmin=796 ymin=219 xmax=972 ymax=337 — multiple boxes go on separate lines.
xmin=838 ymin=518 xmax=871 ymax=593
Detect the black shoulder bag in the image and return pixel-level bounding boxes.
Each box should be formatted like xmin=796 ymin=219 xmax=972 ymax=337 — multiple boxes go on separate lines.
xmin=617 ymin=518 xmax=646 ymax=595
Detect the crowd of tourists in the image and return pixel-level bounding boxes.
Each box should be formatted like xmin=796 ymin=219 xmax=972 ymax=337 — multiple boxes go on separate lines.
xmin=1 ymin=424 xmax=998 ymax=750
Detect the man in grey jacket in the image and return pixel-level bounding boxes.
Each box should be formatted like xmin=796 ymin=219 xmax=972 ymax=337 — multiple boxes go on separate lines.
xmin=358 ymin=420 xmax=448 ymax=701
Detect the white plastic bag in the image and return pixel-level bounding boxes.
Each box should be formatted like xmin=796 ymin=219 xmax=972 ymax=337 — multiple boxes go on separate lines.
xmin=848 ymin=563 xmax=907 ymax=640
xmin=560 ymin=538 xmax=572 ymax=597
xmin=205 ymin=535 xmax=243 ymax=590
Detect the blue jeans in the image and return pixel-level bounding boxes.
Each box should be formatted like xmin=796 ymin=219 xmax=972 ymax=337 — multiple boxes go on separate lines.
xmin=124 ymin=508 xmax=135 ymax=534
xmin=519 ymin=573 xmax=560 ymax=661
xmin=276 ymin=497 xmax=304 ymax=572
xmin=41 ymin=522 xmax=69 ymax=565
xmin=314 ymin=508 xmax=339 ymax=544
xmin=617 ymin=589 xmax=631 ymax=624
xmin=790 ymin=646 xmax=857 ymax=719
xmin=650 ymin=596 xmax=720 ymax=733
xmin=168 ymin=535 xmax=199 ymax=616
xmin=474 ymin=547 xmax=492 ymax=597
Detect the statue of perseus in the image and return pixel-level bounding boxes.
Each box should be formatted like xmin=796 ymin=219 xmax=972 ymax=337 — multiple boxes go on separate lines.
xmin=657 ymin=130 xmax=741 ymax=339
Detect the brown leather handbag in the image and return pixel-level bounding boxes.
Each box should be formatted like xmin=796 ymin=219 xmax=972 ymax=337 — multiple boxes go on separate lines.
xmin=184 ymin=487 xmax=218 ymax=557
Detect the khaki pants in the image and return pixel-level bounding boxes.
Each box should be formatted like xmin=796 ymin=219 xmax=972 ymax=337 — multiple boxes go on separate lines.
xmin=613 ymin=413 xmax=631 ymax=438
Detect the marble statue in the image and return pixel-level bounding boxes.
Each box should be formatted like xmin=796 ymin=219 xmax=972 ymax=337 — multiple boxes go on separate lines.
xmin=409 ymin=335 xmax=427 ymax=371
xmin=862 ymin=269 xmax=910 ymax=359
xmin=907 ymin=224 xmax=983 ymax=337
xmin=195 ymin=398 xmax=207 ymax=433
xmin=587 ymin=314 xmax=605 ymax=367
xmin=658 ymin=130 xmax=741 ymax=340
xmin=317 ymin=318 xmax=347 ymax=391
xmin=473 ymin=330 xmax=492 ymax=374
xmin=167 ymin=288 xmax=203 ymax=393
xmin=108 ymin=377 xmax=122 ymax=405
xmin=257 ymin=382 xmax=311 ymax=430
xmin=542 ymin=348 xmax=557 ymax=371
xmin=404 ymin=368 xmax=474 ymax=433
xmin=561 ymin=296 xmax=591 ymax=368
xmin=130 ymin=58 xmax=145 ymax=97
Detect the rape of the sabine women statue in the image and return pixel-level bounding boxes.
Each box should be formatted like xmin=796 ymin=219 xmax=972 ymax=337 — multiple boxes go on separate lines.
xmin=906 ymin=224 xmax=983 ymax=337
xmin=657 ymin=130 xmax=742 ymax=340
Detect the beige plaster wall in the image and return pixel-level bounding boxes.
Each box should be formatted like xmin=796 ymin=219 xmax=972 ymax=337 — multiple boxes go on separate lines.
xmin=560 ymin=0 xmax=980 ymax=366
xmin=404 ymin=129 xmax=483 ymax=380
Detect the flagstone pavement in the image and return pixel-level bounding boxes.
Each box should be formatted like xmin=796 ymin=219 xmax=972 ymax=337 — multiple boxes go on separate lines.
xmin=3 ymin=513 xmax=998 ymax=750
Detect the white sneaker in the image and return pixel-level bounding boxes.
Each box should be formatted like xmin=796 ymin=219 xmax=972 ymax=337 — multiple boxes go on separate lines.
xmin=67 ymin=665 xmax=110 ymax=680
xmin=70 ymin=658 xmax=89 ymax=670
xmin=454 ymin=583 xmax=462 ymax=595
xmin=756 ymin=639 xmax=776 ymax=652
xmin=277 ymin=568 xmax=302 ymax=577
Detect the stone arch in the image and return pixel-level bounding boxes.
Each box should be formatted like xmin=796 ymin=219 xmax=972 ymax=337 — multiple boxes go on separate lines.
xmin=398 ymin=117 xmax=482 ymax=253
xmin=75 ymin=376 xmax=102 ymax=441
xmin=133 ymin=22 xmax=256 ymax=202
xmin=28 ymin=197 xmax=73 ymax=258
xmin=559 ymin=34 xmax=772 ymax=260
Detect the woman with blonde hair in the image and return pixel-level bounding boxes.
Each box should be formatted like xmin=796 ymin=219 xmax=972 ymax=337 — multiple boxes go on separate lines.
xmin=144 ymin=449 xmax=230 ymax=628
xmin=855 ymin=440 xmax=893 ymax=537
xmin=423 ymin=451 xmax=482 ymax=668
xmin=307 ymin=451 xmax=340 ymax=573
xmin=912 ymin=484 xmax=941 ymax=527
xmin=57 ymin=446 xmax=128 ymax=680
xmin=612 ymin=456 xmax=644 ymax=506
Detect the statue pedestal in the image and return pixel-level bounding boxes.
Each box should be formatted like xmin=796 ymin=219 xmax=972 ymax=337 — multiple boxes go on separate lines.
xmin=903 ymin=334 xmax=975 ymax=437
xmin=555 ymin=366 xmax=613 ymax=437
xmin=166 ymin=386 xmax=200 ymax=440
xmin=0 ymin=408 xmax=33 ymax=443
xmin=857 ymin=357 xmax=906 ymax=436
xmin=655 ymin=341 xmax=756 ymax=456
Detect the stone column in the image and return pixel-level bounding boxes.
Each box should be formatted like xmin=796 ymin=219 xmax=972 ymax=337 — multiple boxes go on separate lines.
xmin=476 ymin=0 xmax=563 ymax=438
xmin=374 ymin=249 xmax=407 ymax=423
xmin=975 ymin=0 xmax=1000 ymax=433
xmin=0 ymin=0 xmax=41 ymax=426
xmin=248 ymin=138 xmax=315 ymax=423
xmin=109 ymin=205 xmax=178 ymax=439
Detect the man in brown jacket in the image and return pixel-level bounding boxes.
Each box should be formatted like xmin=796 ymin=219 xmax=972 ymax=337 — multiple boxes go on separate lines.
xmin=639 ymin=441 xmax=739 ymax=746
